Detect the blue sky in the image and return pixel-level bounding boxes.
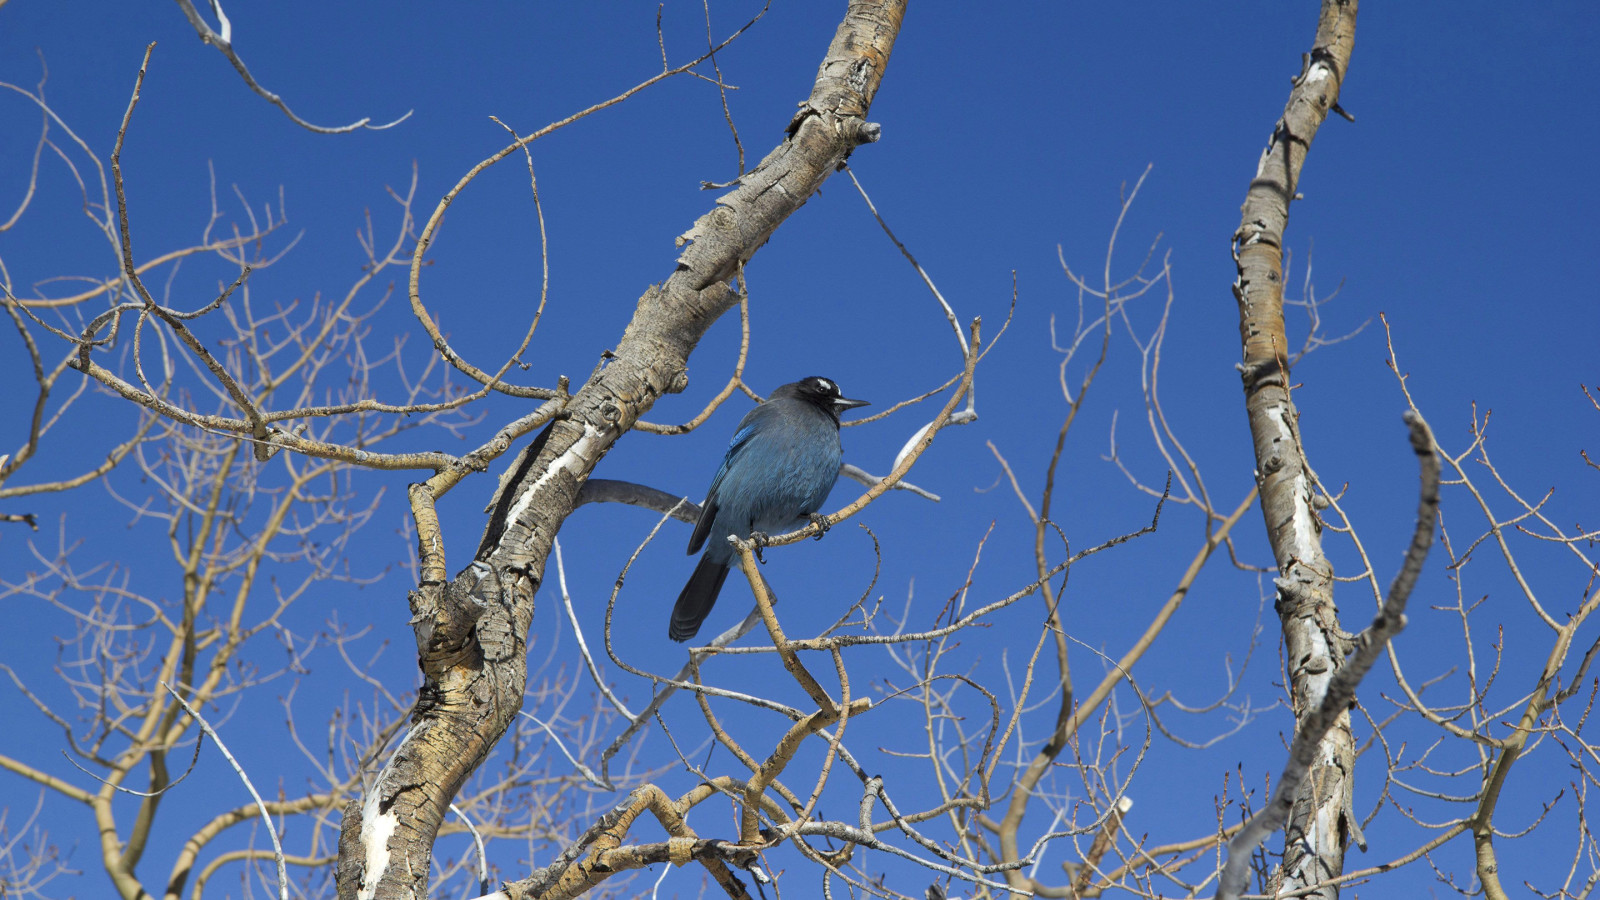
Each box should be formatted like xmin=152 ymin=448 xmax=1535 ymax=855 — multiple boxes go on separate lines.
xmin=2 ymin=2 xmax=1597 ymax=897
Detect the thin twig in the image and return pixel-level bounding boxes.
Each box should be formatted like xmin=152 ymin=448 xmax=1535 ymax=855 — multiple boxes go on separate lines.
xmin=161 ymin=683 xmax=288 ymax=900
xmin=171 ymin=0 xmax=411 ymax=134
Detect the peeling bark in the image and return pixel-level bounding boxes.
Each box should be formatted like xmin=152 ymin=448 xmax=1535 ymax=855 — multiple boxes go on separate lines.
xmin=1229 ymin=1 xmax=1357 ymax=897
xmin=333 ymin=3 xmax=907 ymax=897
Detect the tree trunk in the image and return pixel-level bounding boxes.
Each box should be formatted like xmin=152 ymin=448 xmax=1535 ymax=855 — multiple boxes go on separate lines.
xmin=333 ymin=3 xmax=908 ymax=897
xmin=1230 ymin=1 xmax=1357 ymax=897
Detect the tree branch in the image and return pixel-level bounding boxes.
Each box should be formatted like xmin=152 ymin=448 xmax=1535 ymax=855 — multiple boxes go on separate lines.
xmin=1225 ymin=1 xmax=1357 ymax=895
xmin=1218 ymin=412 xmax=1434 ymax=900
xmin=335 ymin=3 xmax=907 ymax=896
xmin=171 ymin=0 xmax=411 ymax=134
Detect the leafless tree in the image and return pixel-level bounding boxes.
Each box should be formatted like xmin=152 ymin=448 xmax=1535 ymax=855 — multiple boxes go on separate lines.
xmin=3 ymin=2 xmax=1595 ymax=899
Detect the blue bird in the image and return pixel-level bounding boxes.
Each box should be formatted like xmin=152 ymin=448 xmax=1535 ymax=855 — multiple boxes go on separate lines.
xmin=671 ymin=376 xmax=869 ymax=642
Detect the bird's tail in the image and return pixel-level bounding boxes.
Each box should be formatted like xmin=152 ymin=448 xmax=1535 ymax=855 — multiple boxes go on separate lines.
xmin=670 ymin=554 xmax=731 ymax=642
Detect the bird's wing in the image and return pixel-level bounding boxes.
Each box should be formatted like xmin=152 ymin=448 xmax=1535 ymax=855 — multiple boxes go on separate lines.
xmin=687 ymin=495 xmax=719 ymax=555
xmin=686 ymin=416 xmax=764 ymax=554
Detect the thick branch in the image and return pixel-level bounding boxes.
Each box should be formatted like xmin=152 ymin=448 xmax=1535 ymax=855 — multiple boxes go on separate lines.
xmin=1219 ymin=412 xmax=1437 ymax=900
xmin=334 ymin=4 xmax=906 ymax=898
xmin=1226 ymin=1 xmax=1356 ymax=897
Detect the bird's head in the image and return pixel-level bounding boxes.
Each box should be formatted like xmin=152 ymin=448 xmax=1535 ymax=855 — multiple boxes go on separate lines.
xmin=775 ymin=376 xmax=870 ymax=423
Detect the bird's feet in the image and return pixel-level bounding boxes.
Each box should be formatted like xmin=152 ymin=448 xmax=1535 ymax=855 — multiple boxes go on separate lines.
xmin=808 ymin=513 xmax=831 ymax=541
xmin=750 ymin=532 xmax=770 ymax=564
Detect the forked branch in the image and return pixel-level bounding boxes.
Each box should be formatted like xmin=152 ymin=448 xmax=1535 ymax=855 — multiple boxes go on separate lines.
xmin=1218 ymin=412 xmax=1438 ymax=900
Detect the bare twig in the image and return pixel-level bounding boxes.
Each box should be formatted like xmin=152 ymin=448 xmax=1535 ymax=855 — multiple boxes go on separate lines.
xmin=171 ymin=0 xmax=412 ymax=134
xmin=161 ymin=683 xmax=288 ymax=900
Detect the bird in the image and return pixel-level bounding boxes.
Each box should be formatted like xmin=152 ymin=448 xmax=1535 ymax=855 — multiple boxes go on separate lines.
xmin=670 ymin=376 xmax=869 ymax=642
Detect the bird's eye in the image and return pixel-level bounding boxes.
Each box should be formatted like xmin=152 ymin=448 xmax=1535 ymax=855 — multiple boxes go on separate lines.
xmin=814 ymin=378 xmax=835 ymax=395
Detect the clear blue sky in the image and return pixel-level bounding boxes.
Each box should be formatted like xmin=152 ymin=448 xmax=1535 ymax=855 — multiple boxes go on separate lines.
xmin=2 ymin=2 xmax=1596 ymax=897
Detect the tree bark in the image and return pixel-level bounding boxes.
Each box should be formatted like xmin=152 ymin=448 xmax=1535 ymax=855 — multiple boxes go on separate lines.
xmin=333 ymin=3 xmax=908 ymax=898
xmin=1230 ymin=1 xmax=1356 ymax=897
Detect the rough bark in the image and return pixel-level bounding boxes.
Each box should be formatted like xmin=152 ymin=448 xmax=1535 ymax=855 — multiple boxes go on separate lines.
xmin=333 ymin=3 xmax=907 ymax=898
xmin=1229 ymin=1 xmax=1356 ymax=897
xmin=1218 ymin=413 xmax=1438 ymax=900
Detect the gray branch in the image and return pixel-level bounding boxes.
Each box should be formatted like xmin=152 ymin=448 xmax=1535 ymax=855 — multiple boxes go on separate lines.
xmin=576 ymin=467 xmax=938 ymax=517
xmin=1218 ymin=411 xmax=1439 ymax=900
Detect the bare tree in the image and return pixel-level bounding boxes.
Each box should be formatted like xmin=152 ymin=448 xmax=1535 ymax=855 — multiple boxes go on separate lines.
xmin=0 ymin=114 xmax=628 ymax=897
xmin=3 ymin=2 xmax=1595 ymax=900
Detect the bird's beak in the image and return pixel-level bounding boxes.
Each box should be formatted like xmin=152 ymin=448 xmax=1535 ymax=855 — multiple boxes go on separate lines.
xmin=833 ymin=396 xmax=870 ymax=412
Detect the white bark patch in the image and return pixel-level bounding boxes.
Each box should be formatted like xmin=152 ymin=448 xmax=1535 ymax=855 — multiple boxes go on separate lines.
xmin=1283 ymin=744 xmax=1347 ymax=897
xmin=502 ymin=424 xmax=603 ymax=536
xmin=357 ymin=728 xmax=421 ymax=900
xmin=357 ymin=786 xmax=400 ymax=900
xmin=1270 ymin=406 xmax=1320 ymax=562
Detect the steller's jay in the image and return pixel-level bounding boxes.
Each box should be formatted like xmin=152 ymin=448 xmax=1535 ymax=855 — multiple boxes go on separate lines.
xmin=670 ymin=376 xmax=869 ymax=642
